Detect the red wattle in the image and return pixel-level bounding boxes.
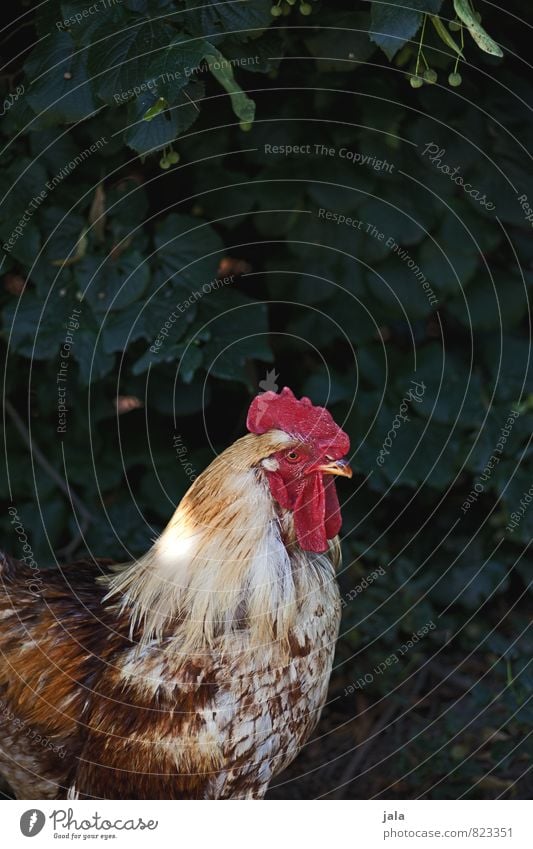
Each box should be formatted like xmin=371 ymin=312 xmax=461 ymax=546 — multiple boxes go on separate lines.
xmin=324 ymin=475 xmax=342 ymax=539
xmin=266 ymin=471 xmax=342 ymax=553
xmin=293 ymin=473 xmax=327 ymax=553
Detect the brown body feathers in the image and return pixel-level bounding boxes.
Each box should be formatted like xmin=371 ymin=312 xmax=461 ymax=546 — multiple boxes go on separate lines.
xmin=0 ymin=430 xmax=343 ymax=799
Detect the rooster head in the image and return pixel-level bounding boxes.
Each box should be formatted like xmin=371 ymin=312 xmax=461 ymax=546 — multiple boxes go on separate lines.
xmin=247 ymin=386 xmax=351 ymax=553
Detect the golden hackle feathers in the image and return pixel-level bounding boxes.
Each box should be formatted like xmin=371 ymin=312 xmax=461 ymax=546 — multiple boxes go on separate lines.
xmin=104 ymin=430 xmax=337 ymax=653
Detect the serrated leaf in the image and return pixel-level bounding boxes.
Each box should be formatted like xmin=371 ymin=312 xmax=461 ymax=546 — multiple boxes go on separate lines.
xmin=24 ymin=32 xmax=98 ymax=123
xmin=125 ymin=91 xmax=178 ymax=154
xmin=77 ymin=250 xmax=150 ymax=313
xmin=0 ymin=157 xmax=48 ymax=222
xmin=60 ymin=2 xmax=126 ymax=46
xmin=154 ymin=213 xmax=223 ymax=289
xmin=447 ymin=273 xmax=528 ymax=331
xmin=101 ymin=305 xmax=146 ymax=353
xmin=176 ymin=343 xmax=203 ymax=383
xmin=125 ymin=80 xmax=203 ymax=153
xmin=73 ymin=324 xmax=116 ymax=384
xmin=370 ymin=6 xmax=421 ymax=60
xmin=146 ymin=36 xmax=207 ymax=103
xmin=370 ymin=1 xmax=443 ymax=59
xmin=88 ymin=18 xmax=173 ymax=104
xmin=432 ymin=549 xmax=508 ymax=608
xmin=184 ymin=0 xmax=273 ymax=42
xmin=199 ymin=293 xmax=273 ymax=385
xmin=365 ymin=257 xmax=436 ymax=321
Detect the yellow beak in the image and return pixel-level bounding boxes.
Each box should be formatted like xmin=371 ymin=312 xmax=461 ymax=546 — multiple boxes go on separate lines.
xmin=315 ymin=459 xmax=353 ymax=478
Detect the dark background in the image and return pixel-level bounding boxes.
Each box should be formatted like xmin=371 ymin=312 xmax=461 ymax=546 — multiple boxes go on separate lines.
xmin=0 ymin=0 xmax=531 ymax=798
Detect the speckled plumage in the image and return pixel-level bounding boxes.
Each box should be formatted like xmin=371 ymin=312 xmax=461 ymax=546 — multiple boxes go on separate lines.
xmin=0 ymin=429 xmax=344 ymax=799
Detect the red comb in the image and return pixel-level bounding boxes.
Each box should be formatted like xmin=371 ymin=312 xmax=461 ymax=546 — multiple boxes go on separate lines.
xmin=246 ymin=387 xmax=349 ymax=458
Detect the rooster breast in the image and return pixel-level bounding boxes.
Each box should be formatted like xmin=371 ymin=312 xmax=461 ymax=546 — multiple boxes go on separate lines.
xmin=0 ymin=548 xmax=340 ymax=800
xmin=210 ymin=550 xmax=341 ymax=798
xmin=61 ymin=544 xmax=341 ymax=800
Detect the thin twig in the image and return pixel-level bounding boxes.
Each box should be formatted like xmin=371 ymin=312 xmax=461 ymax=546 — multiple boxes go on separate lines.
xmin=333 ymin=700 xmax=398 ymax=798
xmin=430 ymin=661 xmax=477 ymax=692
xmin=333 ymin=664 xmax=432 ymax=798
xmin=4 ymin=399 xmax=93 ymax=557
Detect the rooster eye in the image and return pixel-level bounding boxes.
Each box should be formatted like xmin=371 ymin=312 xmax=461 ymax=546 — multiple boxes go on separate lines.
xmin=285 ymin=450 xmax=301 ymax=463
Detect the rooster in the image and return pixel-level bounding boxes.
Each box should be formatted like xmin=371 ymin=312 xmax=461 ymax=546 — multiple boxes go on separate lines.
xmin=0 ymin=387 xmax=351 ymax=799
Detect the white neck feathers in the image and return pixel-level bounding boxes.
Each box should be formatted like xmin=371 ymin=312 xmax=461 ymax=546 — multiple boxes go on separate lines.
xmin=105 ymin=432 xmax=335 ymax=652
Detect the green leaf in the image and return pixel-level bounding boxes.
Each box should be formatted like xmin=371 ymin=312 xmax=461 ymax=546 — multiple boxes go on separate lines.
xmin=370 ymin=412 xmax=462 ymax=489
xmin=39 ymin=207 xmax=87 ymax=275
xmin=131 ymin=347 xmax=159 ymax=375
xmin=496 ymin=461 xmax=533 ymax=544
xmin=199 ymin=292 xmax=273 ymax=385
xmin=0 ymin=157 xmax=48 ymax=222
xmin=432 ymin=542 xmax=508 ymax=608
xmin=392 ymin=1 xmax=443 ymax=11
xmin=191 ymin=164 xmax=256 ymax=228
xmin=154 ymin=214 xmax=223 ymax=290
xmin=72 ymin=320 xmax=116 ymax=384
xmin=123 ymin=0 xmax=156 ymax=10
xmin=204 ymin=47 xmax=255 ymax=123
xmin=106 ymin=178 xmax=149 ymax=228
xmin=481 ymin=335 xmax=533 ymax=404
xmin=176 ymin=343 xmax=203 ymax=383
xmin=125 ymin=79 xmax=204 ymax=153
xmin=78 ymin=250 xmax=150 ymax=314
xmin=447 ymin=273 xmax=528 ymax=331
xmin=417 ymin=209 xmax=492 ymax=297
xmin=82 ymin=500 xmax=154 ymax=559
xmin=365 ymin=256 xmax=436 ymax=320
xmin=2 ymin=286 xmax=79 ymax=360
xmin=125 ymin=91 xmax=178 ymax=154
xmin=0 ymin=223 xmax=41 ymax=266
xmin=370 ymin=1 xmax=443 ymax=59
xmin=28 ymin=128 xmax=84 ymax=176
xmin=430 ymin=14 xmax=464 ymax=58
xmin=184 ymin=0 xmax=273 ymax=42
xmin=2 ymin=291 xmax=49 ymax=356
xmin=146 ymin=36 xmax=207 ymax=103
xmin=222 ymin=30 xmax=285 ymax=75
xmin=101 ymin=305 xmax=147 ymax=353
xmin=301 ymin=370 xmax=355 ymax=405
xmin=88 ymin=18 xmax=173 ymax=104
xmin=410 ymin=355 xmax=486 ymax=428
xmin=453 ymin=0 xmax=504 ymax=57
xmin=24 ymin=32 xmax=98 ymax=123
xmin=131 ymin=328 xmax=202 ymax=376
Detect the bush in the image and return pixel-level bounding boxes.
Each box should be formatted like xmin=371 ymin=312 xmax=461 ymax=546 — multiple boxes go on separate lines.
xmin=1 ymin=0 xmax=531 ymax=798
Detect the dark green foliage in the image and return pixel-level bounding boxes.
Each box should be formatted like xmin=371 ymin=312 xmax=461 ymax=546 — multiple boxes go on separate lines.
xmin=0 ymin=0 xmax=531 ymax=799
xmin=370 ymin=0 xmax=444 ymax=60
